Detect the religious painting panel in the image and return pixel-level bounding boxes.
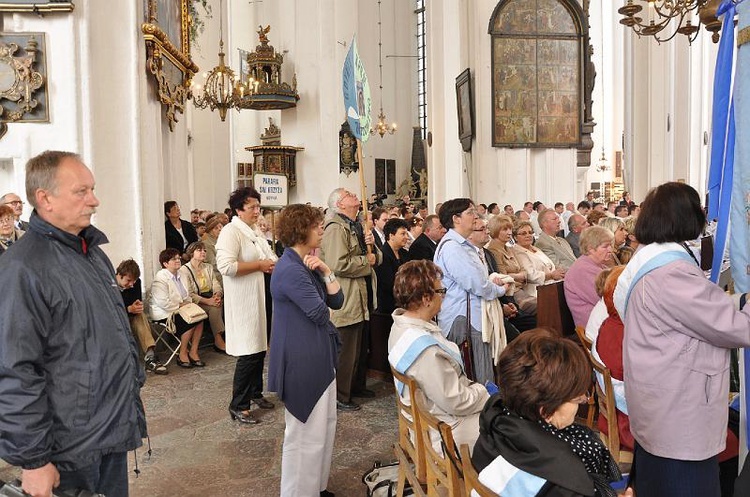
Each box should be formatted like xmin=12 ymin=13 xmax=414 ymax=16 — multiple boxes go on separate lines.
xmin=536 ymin=0 xmax=576 ymax=34
xmin=490 ymin=0 xmax=583 ymax=148
xmin=492 ymin=0 xmax=536 ymax=34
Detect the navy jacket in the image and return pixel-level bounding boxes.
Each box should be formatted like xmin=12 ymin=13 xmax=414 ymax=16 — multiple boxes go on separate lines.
xmin=0 ymin=213 xmax=146 ymax=471
xmin=409 ymin=232 xmax=437 ymax=261
xmin=268 ymin=248 xmax=343 ymax=422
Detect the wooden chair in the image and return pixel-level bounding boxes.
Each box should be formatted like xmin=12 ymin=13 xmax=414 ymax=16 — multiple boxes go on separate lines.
xmin=574 ymin=326 xmax=596 ymax=428
xmin=583 ymin=344 xmax=634 ymax=465
xmin=412 ymin=388 xmax=465 ymax=497
xmin=390 ymin=366 xmax=427 ymax=496
xmin=459 ymin=444 xmax=494 ymax=497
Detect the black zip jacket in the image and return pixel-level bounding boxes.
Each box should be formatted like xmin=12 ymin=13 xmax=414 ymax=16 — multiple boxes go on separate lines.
xmin=0 ymin=212 xmax=146 ymax=471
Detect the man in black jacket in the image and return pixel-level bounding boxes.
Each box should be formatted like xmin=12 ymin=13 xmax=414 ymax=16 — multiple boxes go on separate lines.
xmin=0 ymin=151 xmax=146 ymax=497
xmin=408 ymin=214 xmax=445 ymax=261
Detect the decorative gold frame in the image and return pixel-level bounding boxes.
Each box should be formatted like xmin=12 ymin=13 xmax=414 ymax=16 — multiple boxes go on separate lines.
xmin=0 ymin=32 xmax=48 ymax=140
xmin=142 ymin=0 xmax=198 ymax=131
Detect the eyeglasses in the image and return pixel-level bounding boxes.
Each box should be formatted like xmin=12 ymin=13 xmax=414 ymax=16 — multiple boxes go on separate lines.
xmin=244 ymin=204 xmax=261 ymax=211
xmin=170 ymin=256 xmax=181 ymax=262
xmin=571 ymin=394 xmax=590 ymax=404
xmin=0 ymin=216 xmax=14 ymax=225
xmin=461 ymin=208 xmax=477 ymax=217
xmin=515 ymin=231 xmax=534 ymax=236
xmin=433 ymin=287 xmax=448 ymax=295
xmin=3 ymin=200 xmax=23 ymax=206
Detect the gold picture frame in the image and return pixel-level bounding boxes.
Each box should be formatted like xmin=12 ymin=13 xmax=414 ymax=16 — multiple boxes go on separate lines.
xmin=142 ymin=0 xmax=198 ymax=131
xmin=0 ymin=32 xmax=48 ymax=140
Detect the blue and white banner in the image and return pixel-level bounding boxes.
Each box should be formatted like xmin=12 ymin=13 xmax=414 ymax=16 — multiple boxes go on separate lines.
xmin=342 ymin=37 xmax=372 ymax=142
xmin=735 ymin=0 xmax=750 ymax=463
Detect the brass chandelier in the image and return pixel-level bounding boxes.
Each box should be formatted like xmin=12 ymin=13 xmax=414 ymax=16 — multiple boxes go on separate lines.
xmin=370 ymin=0 xmax=397 ymax=138
xmin=192 ymin=0 xmax=259 ymax=121
xmin=618 ymin=0 xmax=723 ymax=44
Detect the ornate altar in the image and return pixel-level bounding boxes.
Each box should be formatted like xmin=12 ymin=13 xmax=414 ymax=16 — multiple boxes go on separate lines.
xmin=237 ymin=25 xmax=299 ymax=111
xmin=242 ymin=118 xmax=303 ymax=188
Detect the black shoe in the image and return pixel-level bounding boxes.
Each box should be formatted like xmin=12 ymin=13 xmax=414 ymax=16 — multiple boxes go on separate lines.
xmin=176 ymin=358 xmax=193 ymax=368
xmin=336 ymin=400 xmax=361 ymax=411
xmin=320 ymin=491 xmax=335 ymax=497
xmin=213 ymin=345 xmax=227 ymax=354
xmin=253 ymin=397 xmax=275 ymax=409
xmin=188 ymin=355 xmax=206 ymax=367
xmin=352 ymin=388 xmax=376 ymax=398
xmin=228 ymin=408 xmax=259 ymax=424
xmin=145 ymin=357 xmax=168 ymax=375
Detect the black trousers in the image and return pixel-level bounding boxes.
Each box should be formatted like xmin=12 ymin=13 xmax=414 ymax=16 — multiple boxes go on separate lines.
xmin=633 ymin=443 xmax=720 ymax=497
xmin=230 ymin=351 xmax=266 ymax=411
xmin=58 ymin=452 xmax=128 ymax=497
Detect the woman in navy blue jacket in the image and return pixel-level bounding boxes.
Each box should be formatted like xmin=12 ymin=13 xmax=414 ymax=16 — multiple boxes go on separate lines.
xmin=268 ymin=204 xmax=344 ymax=497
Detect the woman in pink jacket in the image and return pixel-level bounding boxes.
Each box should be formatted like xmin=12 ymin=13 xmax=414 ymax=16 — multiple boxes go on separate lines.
xmin=613 ymin=182 xmax=750 ymax=497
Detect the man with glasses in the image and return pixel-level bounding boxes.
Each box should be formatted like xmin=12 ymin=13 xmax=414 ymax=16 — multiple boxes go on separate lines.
xmin=566 ymin=214 xmax=590 ymax=258
xmin=321 ymin=188 xmax=381 ymax=411
xmin=1 ymin=192 xmax=29 ymax=231
xmin=0 ymin=151 xmax=146 ymax=497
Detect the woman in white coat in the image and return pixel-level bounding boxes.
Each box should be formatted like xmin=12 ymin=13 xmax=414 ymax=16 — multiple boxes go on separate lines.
xmin=149 ymin=248 xmax=206 ymax=367
xmin=217 ymin=187 xmax=278 ymax=424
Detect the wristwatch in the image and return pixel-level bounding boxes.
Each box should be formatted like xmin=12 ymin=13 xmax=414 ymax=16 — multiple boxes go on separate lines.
xmin=322 ymin=272 xmax=337 ymax=284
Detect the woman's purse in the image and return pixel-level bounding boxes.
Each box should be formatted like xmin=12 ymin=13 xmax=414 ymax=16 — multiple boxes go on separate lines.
xmin=178 ymin=302 xmax=208 ymax=324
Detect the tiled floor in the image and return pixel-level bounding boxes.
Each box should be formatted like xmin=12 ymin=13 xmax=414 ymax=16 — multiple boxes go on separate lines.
xmin=0 ymin=350 xmax=398 ymax=496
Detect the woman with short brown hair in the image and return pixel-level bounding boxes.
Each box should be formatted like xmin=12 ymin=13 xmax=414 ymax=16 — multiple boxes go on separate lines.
xmin=388 ymin=260 xmax=490 ymax=454
xmin=268 ymin=203 xmax=343 ymax=497
xmin=473 ymin=328 xmax=622 ymax=496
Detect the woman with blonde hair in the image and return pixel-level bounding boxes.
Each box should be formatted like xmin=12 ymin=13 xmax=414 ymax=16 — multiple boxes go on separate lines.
xmin=564 ymin=226 xmax=614 ymax=327
xmin=486 ymin=215 xmax=536 ymax=314
xmin=511 ymin=220 xmax=565 ymax=299
xmin=598 ymin=217 xmax=627 ymax=266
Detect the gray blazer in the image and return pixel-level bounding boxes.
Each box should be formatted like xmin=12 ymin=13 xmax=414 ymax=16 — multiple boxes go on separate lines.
xmin=535 ymin=232 xmax=576 ymax=269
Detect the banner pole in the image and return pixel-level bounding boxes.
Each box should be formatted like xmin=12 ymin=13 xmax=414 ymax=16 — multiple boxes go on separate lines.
xmin=356 ymin=138 xmax=372 ymax=255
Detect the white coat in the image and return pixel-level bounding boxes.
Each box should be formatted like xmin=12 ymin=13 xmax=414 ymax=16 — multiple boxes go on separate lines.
xmin=216 ymin=216 xmax=277 ymax=356
xmin=149 ymin=268 xmax=190 ymax=320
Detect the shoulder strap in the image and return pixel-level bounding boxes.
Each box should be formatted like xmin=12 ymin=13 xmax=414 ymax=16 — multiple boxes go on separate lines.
xmin=185 ymin=264 xmax=200 ymax=291
xmin=623 ymin=250 xmax=694 ymax=316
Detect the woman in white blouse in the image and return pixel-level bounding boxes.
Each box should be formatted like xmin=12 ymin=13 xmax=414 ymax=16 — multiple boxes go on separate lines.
xmin=511 ymin=220 xmax=565 ymax=298
xmin=180 ymin=241 xmax=226 ymax=352
xmin=217 ymin=187 xmax=278 ymax=424
xmin=149 ymin=248 xmax=206 ymax=367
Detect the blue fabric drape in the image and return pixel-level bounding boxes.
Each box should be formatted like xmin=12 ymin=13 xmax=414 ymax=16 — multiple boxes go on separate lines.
xmin=708 ymin=0 xmax=739 ymax=283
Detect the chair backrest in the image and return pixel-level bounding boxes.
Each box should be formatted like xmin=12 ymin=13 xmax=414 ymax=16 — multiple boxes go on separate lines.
xmin=586 ymin=347 xmax=633 ymax=465
xmin=390 ymin=366 xmax=427 ymax=484
xmin=573 ymin=326 xmax=596 ymax=428
xmin=459 ymin=444 xmax=494 ymax=497
xmin=574 ymin=325 xmax=593 ymax=350
xmin=537 ymin=280 xmax=575 ymax=337
xmin=412 ymin=387 xmax=464 ymax=497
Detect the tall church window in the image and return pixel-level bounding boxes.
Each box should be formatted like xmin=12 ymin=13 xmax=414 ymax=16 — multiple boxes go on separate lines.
xmin=416 ymin=0 xmax=427 ymax=138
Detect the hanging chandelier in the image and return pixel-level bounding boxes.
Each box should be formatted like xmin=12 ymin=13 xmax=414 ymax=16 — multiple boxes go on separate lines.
xmin=191 ymin=0 xmax=258 ymax=121
xmin=370 ymin=0 xmax=396 ymax=138
xmin=618 ymin=0 xmax=723 ymax=44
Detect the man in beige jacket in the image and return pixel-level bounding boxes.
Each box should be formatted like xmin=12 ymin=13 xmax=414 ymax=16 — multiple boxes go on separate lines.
xmin=320 ymin=188 xmax=381 ymax=411
xmin=535 ymin=208 xmax=576 ymax=270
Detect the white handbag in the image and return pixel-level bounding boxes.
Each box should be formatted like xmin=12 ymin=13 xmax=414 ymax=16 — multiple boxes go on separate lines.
xmin=177 ymin=302 xmax=208 ymax=324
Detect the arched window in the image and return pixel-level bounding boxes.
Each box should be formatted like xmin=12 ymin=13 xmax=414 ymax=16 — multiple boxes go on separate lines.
xmin=489 ymin=0 xmax=592 ymax=151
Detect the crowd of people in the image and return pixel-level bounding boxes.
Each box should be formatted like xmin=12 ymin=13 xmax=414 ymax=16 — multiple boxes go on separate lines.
xmin=2 ymin=150 xmax=750 ymax=497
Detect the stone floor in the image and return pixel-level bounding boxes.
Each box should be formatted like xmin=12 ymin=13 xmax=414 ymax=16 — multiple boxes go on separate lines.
xmin=0 ymin=349 xmax=398 ymax=497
